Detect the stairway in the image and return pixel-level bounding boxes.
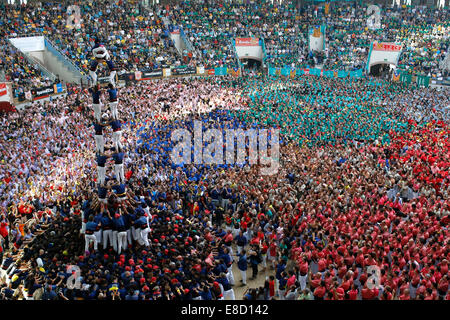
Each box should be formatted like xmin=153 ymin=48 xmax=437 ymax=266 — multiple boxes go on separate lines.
xmin=8 ymin=36 xmax=88 ymax=86
xmin=43 ymin=38 xmax=87 ymax=85
xmin=440 ymin=50 xmax=450 ymax=73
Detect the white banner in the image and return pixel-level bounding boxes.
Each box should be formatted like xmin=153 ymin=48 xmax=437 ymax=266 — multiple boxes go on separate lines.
xmin=0 ymin=83 xmax=12 ymax=103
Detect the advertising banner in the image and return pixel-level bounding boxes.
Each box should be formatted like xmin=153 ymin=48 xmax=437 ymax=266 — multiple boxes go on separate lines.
xmin=268 ymin=67 xmax=276 ymax=76
xmin=310 ymin=68 xmax=321 ymax=76
xmin=349 ymin=69 xmax=363 ymax=78
xmin=25 ymin=90 xmax=32 ymax=100
xmin=228 ymin=67 xmax=241 ymax=77
xmin=0 ymin=82 xmax=13 ymax=103
xmin=138 ymin=69 xmax=163 ymax=80
xmin=32 ymin=85 xmax=55 ymax=100
xmin=0 ymin=83 xmax=7 ymax=97
xmin=214 ymin=67 xmax=228 ymax=76
xmin=366 ymin=41 xmax=403 ymax=72
xmin=416 ymin=75 xmax=430 ymax=87
xmin=235 ymin=38 xmax=259 ymax=46
xmin=281 ymin=67 xmax=291 ymax=76
xmin=392 ymin=69 xmax=400 ymax=82
xmin=372 ymin=42 xmax=402 ymax=52
xmin=53 ymin=83 xmax=63 ymax=93
xmin=269 ymin=67 xmax=364 ymax=79
xmin=400 ymin=73 xmax=412 ymax=84
xmin=119 ymin=73 xmax=136 ymax=82
xmin=97 ymin=76 xmax=111 ymax=85
xmin=135 ymin=71 xmax=142 ymax=81
xmin=172 ymin=66 xmax=196 ymax=76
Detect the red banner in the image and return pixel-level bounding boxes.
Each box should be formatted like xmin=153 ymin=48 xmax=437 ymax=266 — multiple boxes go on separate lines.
xmin=372 ymin=42 xmax=402 ymax=52
xmin=235 ymin=38 xmax=259 ymax=46
xmin=0 ymin=83 xmax=6 ymax=97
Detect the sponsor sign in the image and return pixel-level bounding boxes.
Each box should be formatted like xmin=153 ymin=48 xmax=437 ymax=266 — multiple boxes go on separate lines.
xmin=172 ymin=66 xmax=196 ymax=76
xmin=235 ymin=38 xmax=259 ymax=46
xmin=53 ymin=83 xmax=63 ymax=93
xmin=372 ymin=42 xmax=402 ymax=52
xmin=32 ymin=85 xmax=55 ymax=100
xmin=142 ymin=69 xmax=163 ymax=79
xmin=119 ymin=73 xmax=136 ymax=82
xmin=197 ymin=66 xmax=205 ymax=75
xmin=25 ymin=91 xmax=32 ymax=100
xmin=0 ymin=83 xmax=7 ymax=97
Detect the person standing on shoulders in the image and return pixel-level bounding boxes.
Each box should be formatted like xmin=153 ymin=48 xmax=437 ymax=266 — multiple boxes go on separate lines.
xmin=85 ymin=215 xmax=98 ymax=254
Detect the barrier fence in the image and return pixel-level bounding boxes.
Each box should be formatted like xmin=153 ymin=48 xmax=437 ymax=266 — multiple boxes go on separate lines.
xmin=268 ymin=66 xmax=364 ymax=78
xmin=118 ymin=64 xmax=239 ymax=83
xmin=17 ymin=64 xmax=435 ymax=103
xmin=392 ymin=70 xmax=431 ymax=87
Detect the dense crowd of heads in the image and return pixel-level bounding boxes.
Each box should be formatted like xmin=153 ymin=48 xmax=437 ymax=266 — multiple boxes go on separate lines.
xmin=0 ymin=0 xmax=181 ymax=94
xmin=0 ymin=38 xmax=53 ymax=98
xmin=1 ymin=72 xmax=448 ymax=300
xmin=0 ymin=0 xmax=449 ymax=302
xmin=1 ymin=1 xmax=449 ymax=97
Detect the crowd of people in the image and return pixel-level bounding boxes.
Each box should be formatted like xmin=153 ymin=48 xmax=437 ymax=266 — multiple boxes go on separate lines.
xmin=0 ymin=67 xmax=448 ymax=299
xmin=0 ymin=0 xmax=183 ymax=96
xmin=1 ymin=1 xmax=449 ymax=98
xmin=0 ymin=38 xmax=53 ymax=98
xmin=0 ymin=0 xmax=449 ymax=303
xmin=167 ymin=1 xmax=449 ymax=75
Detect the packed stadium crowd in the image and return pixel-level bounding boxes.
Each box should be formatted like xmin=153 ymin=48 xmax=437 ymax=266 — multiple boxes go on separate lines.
xmin=1 ymin=0 xmax=449 ymax=97
xmin=0 ymin=0 xmax=449 ymax=302
xmin=1 ymin=69 xmax=449 ymax=300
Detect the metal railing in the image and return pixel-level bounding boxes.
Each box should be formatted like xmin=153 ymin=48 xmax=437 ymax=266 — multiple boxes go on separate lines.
xmin=179 ymin=26 xmax=203 ymax=62
xmin=260 ymin=38 xmax=267 ymax=68
xmin=8 ymin=33 xmax=88 ymax=82
xmin=44 ymin=37 xmax=86 ymax=78
xmin=232 ymin=39 xmax=244 ymax=72
xmin=180 ymin=27 xmax=195 ymax=53
xmin=7 ymin=38 xmax=56 ymax=82
xmin=24 ymin=52 xmax=56 ymax=82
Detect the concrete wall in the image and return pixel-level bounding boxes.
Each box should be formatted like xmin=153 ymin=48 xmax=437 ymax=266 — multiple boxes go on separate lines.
xmin=309 ymin=34 xmax=325 ymax=52
xmin=28 ymin=50 xmax=45 ymax=65
xmin=43 ymin=50 xmax=76 ymax=83
xmin=170 ymin=33 xmax=186 ymax=55
xmin=367 ymin=43 xmax=402 ymax=72
xmin=235 ymin=45 xmax=263 ymax=61
xmin=25 ymin=49 xmax=77 ymax=83
xmin=9 ymin=36 xmax=45 ymax=51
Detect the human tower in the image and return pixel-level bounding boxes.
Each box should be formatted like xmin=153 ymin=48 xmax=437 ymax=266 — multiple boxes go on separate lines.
xmin=89 ymin=39 xmax=126 ymax=202
xmin=82 ymin=40 xmax=132 ymax=255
